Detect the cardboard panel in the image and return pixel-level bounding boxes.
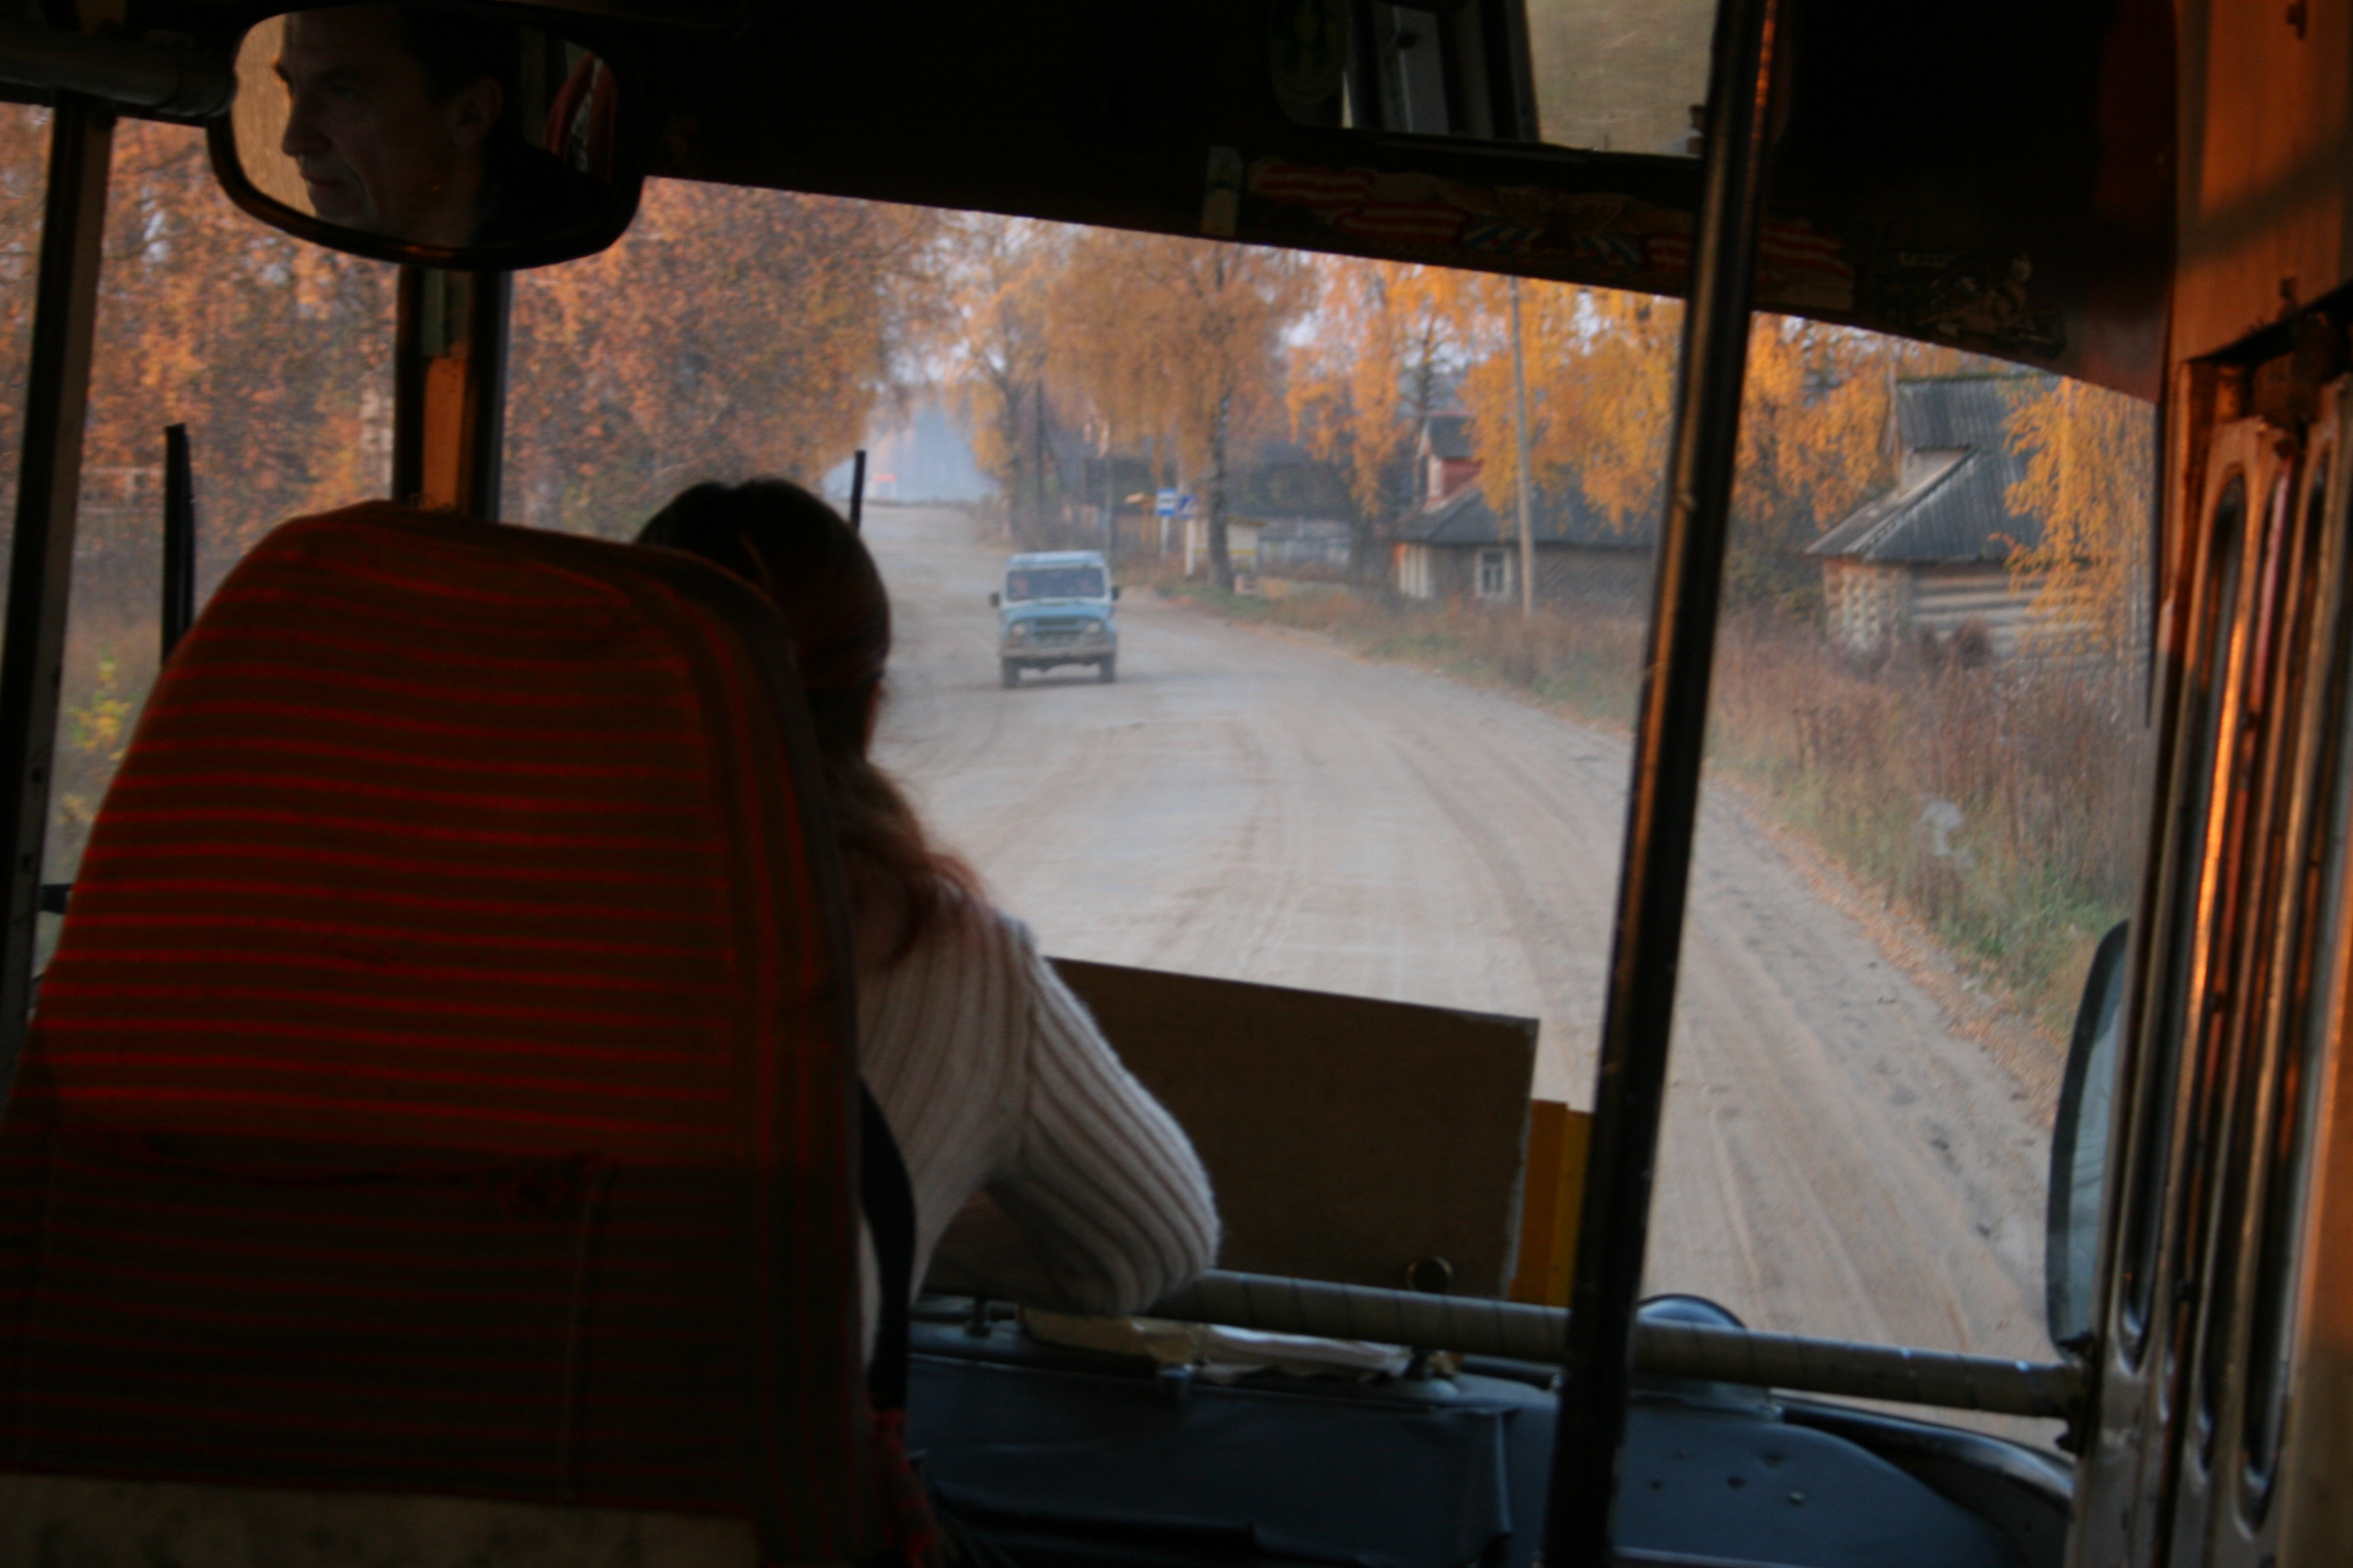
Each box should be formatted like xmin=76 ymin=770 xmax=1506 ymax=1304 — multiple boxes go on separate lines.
xmin=1051 ymin=959 xmax=1540 ymax=1297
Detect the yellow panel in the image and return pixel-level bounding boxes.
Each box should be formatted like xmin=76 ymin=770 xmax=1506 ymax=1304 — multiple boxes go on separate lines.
xmin=1508 ymin=1099 xmax=1589 ymax=1308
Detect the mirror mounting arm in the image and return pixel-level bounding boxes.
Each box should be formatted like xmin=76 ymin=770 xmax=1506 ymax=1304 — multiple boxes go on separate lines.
xmin=393 ymin=268 xmax=511 ymax=520
xmin=0 ymin=21 xmax=232 ymax=118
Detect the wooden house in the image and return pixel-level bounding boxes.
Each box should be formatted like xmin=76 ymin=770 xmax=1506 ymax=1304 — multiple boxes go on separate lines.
xmin=1173 ymin=444 xmax=1362 ymax=579
xmin=1385 ymin=414 xmax=1653 ymax=609
xmin=1807 ymin=372 xmax=2057 ymax=659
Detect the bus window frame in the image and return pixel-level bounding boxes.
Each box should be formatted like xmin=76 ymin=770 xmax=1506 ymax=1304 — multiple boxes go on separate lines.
xmin=2177 ymin=440 xmax=2332 ymax=1505
xmin=2148 ymin=455 xmax=2290 ymax=1553
xmin=0 ymin=93 xmax=110 ymax=1107
xmin=2237 ymin=405 xmax=2352 ymax=1524
xmin=2119 ymin=459 xmax=2252 ymax=1364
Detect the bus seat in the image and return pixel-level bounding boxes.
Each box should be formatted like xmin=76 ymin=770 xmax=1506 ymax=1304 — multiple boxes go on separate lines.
xmin=0 ymin=1471 xmax=757 ymax=1566
xmin=0 ymin=504 xmax=879 ymax=1565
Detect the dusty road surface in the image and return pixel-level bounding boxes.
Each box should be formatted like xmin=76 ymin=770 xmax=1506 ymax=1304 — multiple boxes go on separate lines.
xmin=865 ymin=502 xmax=2060 ymax=1396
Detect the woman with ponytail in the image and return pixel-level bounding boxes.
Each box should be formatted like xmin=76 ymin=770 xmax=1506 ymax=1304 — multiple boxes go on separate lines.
xmin=640 ymin=480 xmax=1218 ymax=1341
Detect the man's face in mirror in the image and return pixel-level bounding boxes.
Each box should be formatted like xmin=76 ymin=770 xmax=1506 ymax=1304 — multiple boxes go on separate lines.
xmin=276 ymin=7 xmax=501 ymax=246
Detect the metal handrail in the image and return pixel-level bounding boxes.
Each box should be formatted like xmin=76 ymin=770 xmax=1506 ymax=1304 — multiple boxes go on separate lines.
xmin=1149 ymin=1270 xmax=2083 ymax=1422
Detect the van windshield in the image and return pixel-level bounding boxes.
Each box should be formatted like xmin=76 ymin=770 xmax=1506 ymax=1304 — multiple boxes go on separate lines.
xmin=1007 ymin=566 xmax=1105 ymax=601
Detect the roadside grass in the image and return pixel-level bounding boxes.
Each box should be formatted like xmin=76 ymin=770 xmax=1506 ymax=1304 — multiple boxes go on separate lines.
xmin=1157 ymin=576 xmax=2146 ymax=1041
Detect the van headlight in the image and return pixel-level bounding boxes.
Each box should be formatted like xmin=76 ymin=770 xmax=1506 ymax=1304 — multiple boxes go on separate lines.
xmin=1010 ymin=623 xmax=1031 ymax=640
xmin=1085 ymin=619 xmax=1103 ymax=635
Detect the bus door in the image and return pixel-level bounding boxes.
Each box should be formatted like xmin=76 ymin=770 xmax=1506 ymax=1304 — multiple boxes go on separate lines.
xmin=2085 ymin=359 xmax=2350 ymax=1567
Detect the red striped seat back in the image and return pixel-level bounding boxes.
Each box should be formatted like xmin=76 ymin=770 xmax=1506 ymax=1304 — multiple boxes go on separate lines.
xmin=0 ymin=505 xmax=881 ymax=1559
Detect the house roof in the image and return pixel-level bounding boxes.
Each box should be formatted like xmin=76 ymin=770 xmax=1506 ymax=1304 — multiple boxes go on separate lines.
xmin=1807 ymin=372 xmax=2056 ymax=564
xmin=1228 ymin=460 xmax=1358 ymax=523
xmin=1386 ymin=479 xmax=1652 ymax=550
xmin=1421 ymin=413 xmax=1476 ymax=462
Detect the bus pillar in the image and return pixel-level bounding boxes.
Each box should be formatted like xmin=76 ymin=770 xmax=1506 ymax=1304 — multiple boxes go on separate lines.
xmin=0 ymin=92 xmax=114 ymax=1106
xmin=393 ymin=266 xmax=510 ymax=521
xmin=1546 ymin=0 xmax=1784 ymax=1562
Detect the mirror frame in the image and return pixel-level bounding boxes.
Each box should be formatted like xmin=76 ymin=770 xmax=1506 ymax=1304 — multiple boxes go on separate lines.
xmin=203 ymin=1 xmax=647 ymax=272
xmin=2046 ymin=918 xmax=2133 ymax=1350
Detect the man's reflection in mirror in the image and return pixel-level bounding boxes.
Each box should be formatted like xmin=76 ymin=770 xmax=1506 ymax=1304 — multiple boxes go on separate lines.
xmin=276 ymin=6 xmax=605 ymax=248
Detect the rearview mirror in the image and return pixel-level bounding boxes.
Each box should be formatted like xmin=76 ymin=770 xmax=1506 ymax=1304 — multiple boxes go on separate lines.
xmin=211 ymin=6 xmax=640 ymax=270
xmin=2046 ymin=920 xmax=2130 ymax=1350
xmin=989 ymin=591 xmax=1001 ymax=607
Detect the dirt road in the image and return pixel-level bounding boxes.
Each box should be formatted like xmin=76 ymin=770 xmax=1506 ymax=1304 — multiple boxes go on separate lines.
xmin=866 ymin=503 xmax=2058 ymax=1386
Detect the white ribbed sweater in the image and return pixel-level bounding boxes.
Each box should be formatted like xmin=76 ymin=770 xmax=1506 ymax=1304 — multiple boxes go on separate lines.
xmin=857 ymin=888 xmax=1219 ymax=1334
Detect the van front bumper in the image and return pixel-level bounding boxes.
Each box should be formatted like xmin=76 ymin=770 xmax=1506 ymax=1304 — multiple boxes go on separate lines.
xmin=1001 ymin=631 xmax=1115 ymax=667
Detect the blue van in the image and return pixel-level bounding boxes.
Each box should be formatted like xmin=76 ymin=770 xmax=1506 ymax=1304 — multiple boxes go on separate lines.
xmin=991 ymin=551 xmax=1119 ymax=687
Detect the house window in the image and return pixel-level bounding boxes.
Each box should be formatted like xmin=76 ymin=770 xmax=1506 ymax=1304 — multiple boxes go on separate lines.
xmin=1477 ymin=548 xmax=1511 ymax=601
xmin=1397 ymin=543 xmax=1434 ymax=600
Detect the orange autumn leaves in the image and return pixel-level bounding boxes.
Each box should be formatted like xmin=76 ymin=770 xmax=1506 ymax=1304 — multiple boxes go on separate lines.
xmin=1286 ymin=255 xmax=2144 ymax=631
xmin=1289 ymin=259 xmax=1902 ymax=604
xmin=2003 ymin=376 xmax=2154 ymax=656
xmin=937 ymin=217 xmax=1307 ymax=572
xmin=0 ymin=110 xmax=946 ymax=552
xmin=12 ymin=112 xmax=396 ymax=559
xmin=1297 ymin=261 xmax=1943 ymax=600
xmin=507 ymin=184 xmax=940 ymax=536
xmin=0 ymin=110 xmax=2147 ymax=645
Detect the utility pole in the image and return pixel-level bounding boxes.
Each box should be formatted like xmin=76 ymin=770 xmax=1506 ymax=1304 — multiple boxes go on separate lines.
xmin=1509 ymin=275 xmax=1537 ymax=620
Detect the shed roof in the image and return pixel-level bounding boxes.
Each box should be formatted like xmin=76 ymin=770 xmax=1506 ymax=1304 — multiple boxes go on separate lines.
xmin=1387 ymin=480 xmax=1651 ymax=551
xmin=1807 ymin=373 xmax=2056 ymax=564
xmin=1421 ymin=413 xmax=1476 ymax=462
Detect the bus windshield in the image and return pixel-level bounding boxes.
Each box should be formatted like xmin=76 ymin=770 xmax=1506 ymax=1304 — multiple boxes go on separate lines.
xmin=1007 ymin=566 xmax=1106 ymax=601
xmin=25 ymin=151 xmax=2156 ymax=1456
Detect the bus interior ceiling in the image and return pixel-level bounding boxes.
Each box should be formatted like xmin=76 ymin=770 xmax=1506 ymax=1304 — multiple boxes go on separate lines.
xmin=86 ymin=0 xmax=2179 ymax=393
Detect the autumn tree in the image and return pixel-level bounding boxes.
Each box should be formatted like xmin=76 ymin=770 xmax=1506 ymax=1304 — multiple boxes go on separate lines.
xmin=506 ymin=182 xmax=940 ymax=537
xmin=0 ymin=122 xmax=942 ymax=865
xmin=0 ymin=106 xmax=46 ymax=531
xmin=935 ymin=216 xmax=1066 ymax=543
xmin=1456 ymin=283 xmax=1678 ymax=545
xmin=1288 ymin=258 xmax=1488 ymax=578
xmin=1719 ymin=319 xmax=1899 ymax=606
xmin=2004 ymin=377 xmax=2155 ymax=657
xmin=1454 ymin=287 xmax=2029 ymax=612
xmin=1034 ymin=229 xmax=1310 ymax=585
xmin=0 ymin=115 xmax=397 ymax=870
xmin=1288 ymin=258 xmax=1488 ymax=511
xmin=1044 ymin=229 xmax=1176 ymax=506
xmin=53 ymin=114 xmax=391 ymax=546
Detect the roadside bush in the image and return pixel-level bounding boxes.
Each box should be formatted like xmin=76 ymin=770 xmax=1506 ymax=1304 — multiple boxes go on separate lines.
xmin=1711 ymin=619 xmax=2147 ymax=1032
